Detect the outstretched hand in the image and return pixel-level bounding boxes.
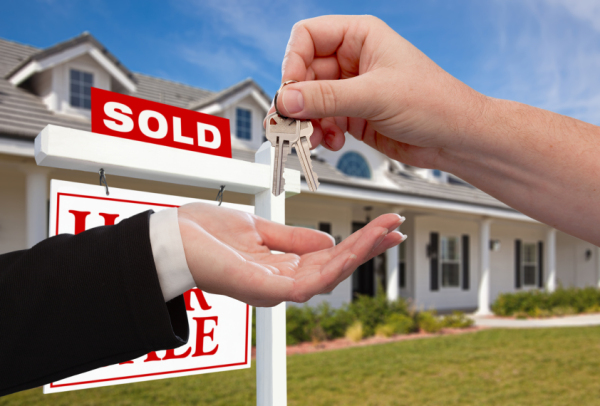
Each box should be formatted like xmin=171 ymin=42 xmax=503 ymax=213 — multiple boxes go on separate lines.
xmin=178 ymin=203 xmax=405 ymax=307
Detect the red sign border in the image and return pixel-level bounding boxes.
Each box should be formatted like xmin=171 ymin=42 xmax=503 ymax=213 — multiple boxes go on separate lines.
xmin=49 ymin=192 xmax=251 ymax=388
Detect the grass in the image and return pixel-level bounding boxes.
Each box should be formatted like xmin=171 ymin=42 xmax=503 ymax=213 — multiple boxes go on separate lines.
xmin=3 ymin=327 xmax=600 ymax=405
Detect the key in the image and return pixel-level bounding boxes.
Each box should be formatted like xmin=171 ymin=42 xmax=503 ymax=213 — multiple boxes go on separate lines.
xmin=265 ymin=112 xmax=300 ymax=196
xmin=295 ymin=120 xmax=320 ymax=192
xmin=265 ymin=111 xmax=321 ymax=196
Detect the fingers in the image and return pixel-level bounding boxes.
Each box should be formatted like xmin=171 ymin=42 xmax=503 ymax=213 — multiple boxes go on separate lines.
xmin=275 ymin=76 xmax=378 ymax=120
xmin=254 ymin=217 xmax=335 ymax=255
xmin=290 ymin=225 xmax=392 ymax=303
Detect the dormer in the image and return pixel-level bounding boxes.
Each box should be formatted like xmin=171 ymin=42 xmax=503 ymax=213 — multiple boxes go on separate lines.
xmin=412 ymin=168 xmax=449 ymax=183
xmin=190 ymin=78 xmax=270 ymax=151
xmin=5 ymin=33 xmax=136 ymax=119
xmin=316 ymin=136 xmax=398 ymax=187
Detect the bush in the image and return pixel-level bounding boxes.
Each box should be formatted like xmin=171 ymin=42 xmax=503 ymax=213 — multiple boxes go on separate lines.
xmin=283 ymin=295 xmax=415 ymax=345
xmin=551 ymin=306 xmax=576 ymax=317
xmin=385 ymin=313 xmax=416 ymax=335
xmin=346 ymin=321 xmax=364 ymax=342
xmin=441 ymin=311 xmax=474 ymax=328
xmin=375 ymin=324 xmax=395 ymax=338
xmin=585 ymin=304 xmax=600 ymax=314
xmin=417 ymin=310 xmax=443 ymax=333
xmin=491 ymin=287 xmax=600 ymax=317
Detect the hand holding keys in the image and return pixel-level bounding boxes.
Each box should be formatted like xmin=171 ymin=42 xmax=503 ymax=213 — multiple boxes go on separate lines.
xmin=265 ymin=81 xmax=320 ymax=196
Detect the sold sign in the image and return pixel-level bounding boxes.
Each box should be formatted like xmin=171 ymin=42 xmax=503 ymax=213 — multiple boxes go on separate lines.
xmin=91 ymin=88 xmax=232 ymax=158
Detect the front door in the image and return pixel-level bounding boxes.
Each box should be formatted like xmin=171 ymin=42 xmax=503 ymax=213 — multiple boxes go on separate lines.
xmin=352 ymin=222 xmax=375 ymax=298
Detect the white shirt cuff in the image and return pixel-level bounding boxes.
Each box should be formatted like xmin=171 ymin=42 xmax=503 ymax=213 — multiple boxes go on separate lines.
xmin=149 ymin=208 xmax=196 ymax=302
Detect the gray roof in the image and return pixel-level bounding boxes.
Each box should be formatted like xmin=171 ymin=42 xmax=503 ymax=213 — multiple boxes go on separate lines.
xmin=0 ymin=35 xmax=515 ymax=212
xmin=188 ymin=78 xmax=271 ymax=110
xmin=5 ymin=33 xmax=136 ymax=84
xmin=133 ymin=73 xmax=214 ymax=109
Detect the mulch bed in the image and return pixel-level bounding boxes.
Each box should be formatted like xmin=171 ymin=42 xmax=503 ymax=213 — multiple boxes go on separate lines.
xmin=251 ymin=327 xmax=484 ymax=358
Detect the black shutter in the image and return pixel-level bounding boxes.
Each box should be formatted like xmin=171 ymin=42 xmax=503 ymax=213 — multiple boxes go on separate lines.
xmin=515 ymin=239 xmax=522 ymax=289
xmin=430 ymin=232 xmax=439 ymax=291
xmin=538 ymin=241 xmax=544 ymax=288
xmin=462 ymin=234 xmax=470 ymax=290
xmin=318 ymin=222 xmax=332 ymax=235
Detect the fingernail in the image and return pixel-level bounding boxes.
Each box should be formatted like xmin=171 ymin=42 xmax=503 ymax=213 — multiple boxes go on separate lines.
xmin=400 ymin=216 xmax=406 ymax=223
xmin=400 ymin=233 xmax=408 ymax=242
xmin=325 ymin=132 xmax=335 ymax=147
xmin=282 ymin=89 xmax=304 ymax=114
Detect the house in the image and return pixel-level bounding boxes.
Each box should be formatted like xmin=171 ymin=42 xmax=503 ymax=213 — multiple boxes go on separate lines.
xmin=1 ymin=33 xmax=598 ymax=314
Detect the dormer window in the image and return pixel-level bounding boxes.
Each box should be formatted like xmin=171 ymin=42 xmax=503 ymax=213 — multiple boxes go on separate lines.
xmin=236 ymin=107 xmax=252 ymax=140
xmin=337 ymin=151 xmax=371 ymax=179
xmin=70 ymin=69 xmax=93 ymax=110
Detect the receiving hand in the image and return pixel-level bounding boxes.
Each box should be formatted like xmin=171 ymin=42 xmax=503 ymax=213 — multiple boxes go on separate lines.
xmin=177 ymin=203 xmax=405 ymax=307
xmin=269 ymin=15 xmax=487 ymax=170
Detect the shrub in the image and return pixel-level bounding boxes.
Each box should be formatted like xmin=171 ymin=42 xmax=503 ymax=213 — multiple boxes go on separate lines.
xmin=514 ymin=311 xmax=529 ymax=319
xmin=585 ymin=304 xmax=600 ymax=314
xmin=441 ymin=311 xmax=474 ymax=328
xmin=375 ymin=324 xmax=395 ymax=338
xmin=491 ymin=287 xmax=600 ymax=317
xmin=346 ymin=321 xmax=364 ymax=342
xmin=385 ymin=313 xmax=416 ymax=335
xmin=417 ymin=310 xmax=442 ymax=333
xmin=551 ymin=306 xmax=576 ymax=317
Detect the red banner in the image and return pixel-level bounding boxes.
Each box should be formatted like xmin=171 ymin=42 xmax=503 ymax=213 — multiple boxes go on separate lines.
xmin=91 ymin=88 xmax=231 ymax=158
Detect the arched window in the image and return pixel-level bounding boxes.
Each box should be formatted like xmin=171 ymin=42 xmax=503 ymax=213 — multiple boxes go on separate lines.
xmin=337 ymin=151 xmax=371 ymax=179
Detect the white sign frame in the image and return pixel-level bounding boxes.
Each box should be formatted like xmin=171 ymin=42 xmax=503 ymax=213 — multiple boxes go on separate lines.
xmin=43 ymin=180 xmax=253 ymax=393
xmin=35 ymin=125 xmax=299 ymax=406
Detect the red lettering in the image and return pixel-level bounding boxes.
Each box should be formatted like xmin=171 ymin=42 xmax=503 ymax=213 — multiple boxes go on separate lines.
xmin=192 ymin=316 xmax=218 ymax=357
xmin=119 ymin=360 xmax=134 ymax=365
xmin=162 ymin=347 xmax=192 ymax=360
xmin=184 ymin=288 xmax=212 ymax=311
xmin=68 ymin=210 xmax=91 ymax=235
xmin=143 ymin=351 xmax=162 ymax=362
xmin=99 ymin=213 xmax=120 ymax=225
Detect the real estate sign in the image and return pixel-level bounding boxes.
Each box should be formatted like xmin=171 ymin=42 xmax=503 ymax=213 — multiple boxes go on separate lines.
xmin=43 ymin=180 xmax=252 ymax=393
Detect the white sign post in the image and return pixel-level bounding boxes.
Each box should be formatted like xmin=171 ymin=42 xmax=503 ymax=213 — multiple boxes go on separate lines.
xmin=35 ymin=124 xmax=299 ymax=405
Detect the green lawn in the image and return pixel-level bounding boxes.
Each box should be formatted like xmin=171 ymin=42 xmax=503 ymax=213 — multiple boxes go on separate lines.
xmin=3 ymin=327 xmax=600 ymax=405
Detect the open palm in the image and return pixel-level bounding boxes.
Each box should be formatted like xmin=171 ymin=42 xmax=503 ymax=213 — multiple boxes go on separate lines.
xmin=178 ymin=203 xmax=405 ymax=307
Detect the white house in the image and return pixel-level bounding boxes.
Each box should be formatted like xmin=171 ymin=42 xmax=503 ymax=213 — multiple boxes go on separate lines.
xmin=1 ymin=33 xmax=598 ymax=314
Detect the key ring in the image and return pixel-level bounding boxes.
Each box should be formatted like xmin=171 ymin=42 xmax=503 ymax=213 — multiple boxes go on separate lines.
xmin=273 ymin=80 xmax=299 ymax=119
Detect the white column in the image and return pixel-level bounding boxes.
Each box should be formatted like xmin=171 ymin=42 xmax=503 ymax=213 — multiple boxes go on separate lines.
xmin=386 ymin=243 xmax=399 ymax=302
xmin=25 ymin=169 xmax=48 ymax=248
xmin=477 ymin=218 xmax=492 ymax=315
xmin=254 ymin=143 xmax=287 ymax=406
xmin=546 ymin=228 xmax=557 ymax=292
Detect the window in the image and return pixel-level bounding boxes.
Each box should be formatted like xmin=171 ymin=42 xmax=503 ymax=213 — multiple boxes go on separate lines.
xmin=432 ymin=169 xmax=442 ymax=178
xmin=440 ymin=236 xmax=460 ymax=287
xmin=522 ymin=243 xmax=537 ymax=286
xmin=337 ymin=152 xmax=371 ymax=179
xmin=236 ymin=108 xmax=252 ymax=140
xmin=69 ymin=69 xmax=93 ymax=109
xmin=399 ymin=242 xmax=406 ymax=289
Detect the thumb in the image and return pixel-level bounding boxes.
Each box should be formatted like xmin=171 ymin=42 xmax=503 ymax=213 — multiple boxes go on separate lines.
xmin=276 ymin=76 xmax=376 ymax=119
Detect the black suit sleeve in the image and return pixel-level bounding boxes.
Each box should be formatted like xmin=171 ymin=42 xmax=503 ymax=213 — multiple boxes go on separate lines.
xmin=0 ymin=210 xmax=189 ymax=397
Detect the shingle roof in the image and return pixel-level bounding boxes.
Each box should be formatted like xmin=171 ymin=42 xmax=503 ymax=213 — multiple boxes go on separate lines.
xmin=133 ymin=73 xmax=213 ymax=109
xmin=0 ymin=35 xmax=514 ymax=212
xmin=5 ymin=33 xmax=136 ymax=84
xmin=188 ymin=77 xmax=271 ymax=110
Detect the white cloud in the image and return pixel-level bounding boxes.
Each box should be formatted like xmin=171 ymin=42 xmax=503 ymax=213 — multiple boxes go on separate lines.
xmin=477 ymin=0 xmax=600 ymax=125
xmin=173 ymin=0 xmax=320 ymax=91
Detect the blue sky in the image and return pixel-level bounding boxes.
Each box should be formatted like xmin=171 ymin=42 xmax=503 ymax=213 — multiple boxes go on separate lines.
xmin=2 ymin=0 xmax=600 ymax=124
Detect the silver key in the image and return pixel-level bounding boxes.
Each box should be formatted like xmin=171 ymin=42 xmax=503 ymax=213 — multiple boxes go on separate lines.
xmin=265 ymin=112 xmax=300 ymax=196
xmin=295 ymin=121 xmax=320 ymax=192
xmin=265 ymin=112 xmax=320 ymax=196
